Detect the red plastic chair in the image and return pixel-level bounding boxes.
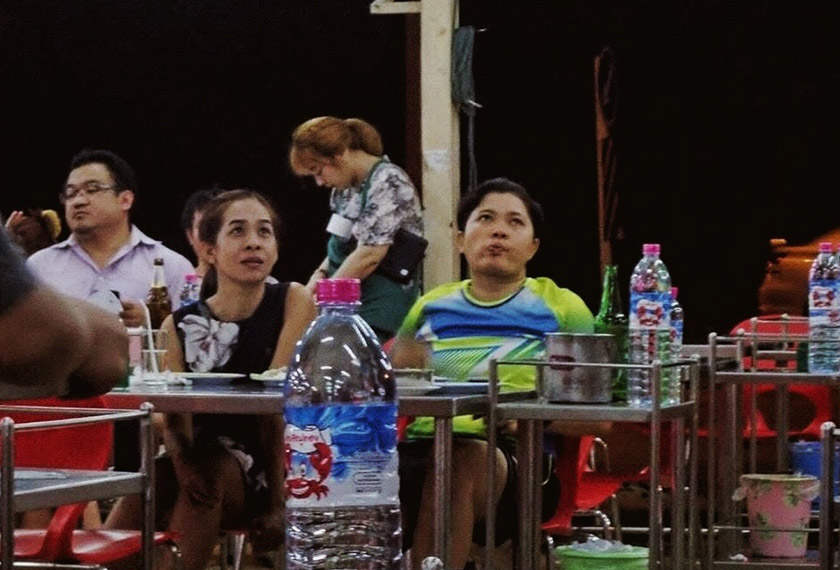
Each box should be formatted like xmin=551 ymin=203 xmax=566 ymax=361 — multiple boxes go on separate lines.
xmin=383 ymin=336 xmax=414 ymax=441
xmin=5 ymin=397 xmax=180 ymax=567
xmin=728 ymin=315 xmax=831 ymax=441
xmin=541 ymin=435 xmax=650 ymax=539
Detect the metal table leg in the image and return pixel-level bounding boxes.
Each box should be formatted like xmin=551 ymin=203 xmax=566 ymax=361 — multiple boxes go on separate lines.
xmin=434 ymin=416 xmax=453 ymax=567
xmin=775 ymin=382 xmax=790 ymax=472
xmin=2 ymin=419 xmax=14 ymax=570
xmin=670 ymin=417 xmax=686 ymax=569
xmin=819 ymin=421 xmax=835 ymax=570
xmin=141 ymin=403 xmax=155 ymax=570
xmin=516 ymin=419 xmax=541 ymax=570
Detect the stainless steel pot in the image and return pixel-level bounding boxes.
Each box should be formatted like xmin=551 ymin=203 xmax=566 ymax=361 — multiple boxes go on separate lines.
xmin=544 ymin=332 xmax=617 ymax=403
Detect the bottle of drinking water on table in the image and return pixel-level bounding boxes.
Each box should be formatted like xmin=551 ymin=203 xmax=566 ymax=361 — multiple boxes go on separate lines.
xmin=808 ymin=242 xmax=840 ymax=374
xmin=284 ymin=278 xmax=402 ymax=569
xmin=178 ymin=273 xmax=202 ymax=309
xmin=628 ymin=243 xmax=672 ymax=407
xmin=668 ymin=287 xmax=684 ymax=405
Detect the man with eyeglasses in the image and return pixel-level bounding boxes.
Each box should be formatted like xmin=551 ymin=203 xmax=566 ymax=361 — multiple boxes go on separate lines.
xmin=27 ymin=149 xmax=193 ymax=328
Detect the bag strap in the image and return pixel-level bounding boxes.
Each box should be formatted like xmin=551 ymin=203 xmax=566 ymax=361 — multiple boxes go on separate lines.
xmin=358 ymin=157 xmax=389 ymax=212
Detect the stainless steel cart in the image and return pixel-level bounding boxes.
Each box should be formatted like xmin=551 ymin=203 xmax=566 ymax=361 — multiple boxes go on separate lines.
xmin=707 ymin=323 xmax=840 ymax=570
xmin=485 ymin=356 xmax=700 ymax=570
xmin=0 ymin=403 xmax=156 ymax=570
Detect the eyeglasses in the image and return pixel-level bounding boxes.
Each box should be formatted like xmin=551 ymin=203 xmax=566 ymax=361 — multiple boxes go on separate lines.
xmin=59 ymin=182 xmax=118 ymax=203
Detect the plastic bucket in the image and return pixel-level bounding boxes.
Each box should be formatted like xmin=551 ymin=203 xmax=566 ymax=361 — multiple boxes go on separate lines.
xmin=789 ymin=441 xmax=839 ymax=507
xmin=555 ymin=545 xmax=648 ymax=570
xmin=734 ymin=473 xmax=819 ymax=558
xmin=544 ymin=333 xmax=616 ymax=403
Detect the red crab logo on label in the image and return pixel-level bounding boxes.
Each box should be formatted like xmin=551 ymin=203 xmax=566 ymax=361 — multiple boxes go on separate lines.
xmin=812 ymin=286 xmax=836 ymax=309
xmin=285 ymin=425 xmax=333 ymax=500
xmin=635 ymin=299 xmax=664 ymax=327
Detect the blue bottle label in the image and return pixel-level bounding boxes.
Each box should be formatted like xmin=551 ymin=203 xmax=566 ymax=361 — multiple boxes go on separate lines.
xmin=284 ymin=403 xmax=399 ymax=508
xmin=629 ymin=291 xmax=672 ymax=330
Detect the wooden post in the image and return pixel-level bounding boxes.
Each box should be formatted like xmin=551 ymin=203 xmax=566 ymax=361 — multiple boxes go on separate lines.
xmin=419 ymin=0 xmax=460 ymax=288
xmin=372 ymin=0 xmax=461 ymax=289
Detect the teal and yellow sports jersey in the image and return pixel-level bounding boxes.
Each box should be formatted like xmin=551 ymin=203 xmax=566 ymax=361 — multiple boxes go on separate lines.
xmin=397 ymin=277 xmax=594 ymax=437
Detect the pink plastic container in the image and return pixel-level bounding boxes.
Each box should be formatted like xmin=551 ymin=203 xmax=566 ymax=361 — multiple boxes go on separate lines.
xmin=734 ymin=473 xmax=819 ymax=557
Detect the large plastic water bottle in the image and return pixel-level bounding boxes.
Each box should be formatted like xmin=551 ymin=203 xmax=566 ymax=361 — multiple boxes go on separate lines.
xmin=628 ymin=244 xmax=672 ymax=407
xmin=808 ymin=242 xmax=840 ymax=374
xmin=283 ymin=278 xmax=402 ymax=569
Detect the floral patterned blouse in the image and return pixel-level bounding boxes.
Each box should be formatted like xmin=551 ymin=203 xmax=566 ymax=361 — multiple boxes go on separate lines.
xmin=329 ymin=157 xmax=423 ymax=246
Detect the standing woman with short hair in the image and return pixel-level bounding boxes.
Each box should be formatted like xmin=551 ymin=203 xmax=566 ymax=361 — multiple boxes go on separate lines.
xmin=290 ymin=116 xmax=424 ymax=341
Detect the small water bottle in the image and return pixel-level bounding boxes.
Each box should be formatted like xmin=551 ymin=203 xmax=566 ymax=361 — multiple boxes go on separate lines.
xmin=179 ymin=273 xmax=202 ymax=309
xmin=628 ymin=243 xmax=672 ymax=407
xmin=284 ymin=278 xmax=402 ymax=569
xmin=668 ymin=287 xmax=684 ymax=405
xmin=808 ymin=242 xmax=840 ymax=374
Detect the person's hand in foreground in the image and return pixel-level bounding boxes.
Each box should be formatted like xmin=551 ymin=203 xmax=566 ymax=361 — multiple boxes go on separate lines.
xmin=119 ymin=298 xmax=146 ymax=328
xmin=0 ymin=287 xmax=128 ymax=398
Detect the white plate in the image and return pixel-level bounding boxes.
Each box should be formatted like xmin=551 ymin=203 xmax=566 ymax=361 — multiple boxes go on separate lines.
xmin=178 ymin=372 xmax=247 ymax=380
xmin=433 ymin=381 xmax=489 ymax=394
xmin=249 ymin=372 xmax=287 ymax=382
xmin=396 ymin=378 xmax=433 ymax=388
xmin=398 ymin=385 xmax=442 ymax=397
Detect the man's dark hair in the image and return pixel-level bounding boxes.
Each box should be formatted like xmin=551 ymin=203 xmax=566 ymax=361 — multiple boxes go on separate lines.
xmin=456 ymin=177 xmax=544 ymax=239
xmin=69 ymin=149 xmax=137 ymax=192
xmin=180 ymin=186 xmax=223 ymax=233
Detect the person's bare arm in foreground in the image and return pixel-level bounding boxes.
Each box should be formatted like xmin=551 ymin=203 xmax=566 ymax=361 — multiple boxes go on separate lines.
xmin=0 ymin=227 xmax=127 ymax=399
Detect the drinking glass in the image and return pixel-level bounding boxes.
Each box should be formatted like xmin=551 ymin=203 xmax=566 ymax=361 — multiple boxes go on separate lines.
xmin=140 ymin=329 xmax=170 ymax=387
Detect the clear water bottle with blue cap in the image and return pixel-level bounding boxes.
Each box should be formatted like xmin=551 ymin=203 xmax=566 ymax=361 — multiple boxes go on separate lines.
xmin=808 ymin=242 xmax=840 ymax=373
xmin=627 ymin=243 xmax=672 ymax=407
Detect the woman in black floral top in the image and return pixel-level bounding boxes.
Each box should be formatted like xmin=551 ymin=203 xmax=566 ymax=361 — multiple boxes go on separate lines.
xmin=290 ymin=116 xmax=424 ymax=340
xmin=105 ymin=189 xmax=316 ymax=570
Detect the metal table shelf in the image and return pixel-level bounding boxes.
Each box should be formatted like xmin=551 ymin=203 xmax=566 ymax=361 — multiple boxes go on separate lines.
xmin=12 ymin=469 xmax=143 ymax=512
xmin=0 ymin=405 xmax=156 ymax=570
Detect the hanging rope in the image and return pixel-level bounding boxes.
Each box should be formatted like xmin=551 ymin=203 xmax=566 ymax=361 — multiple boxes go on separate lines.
xmin=452 ymin=25 xmax=481 ymax=191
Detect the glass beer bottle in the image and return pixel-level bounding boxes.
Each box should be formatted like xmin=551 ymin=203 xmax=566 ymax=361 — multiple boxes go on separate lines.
xmin=146 ymin=257 xmax=172 ymax=329
xmin=594 ymin=264 xmax=629 ymax=402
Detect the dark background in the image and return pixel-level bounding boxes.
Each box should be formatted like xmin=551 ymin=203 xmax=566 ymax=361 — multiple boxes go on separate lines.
xmin=1 ymin=0 xmax=838 ymax=343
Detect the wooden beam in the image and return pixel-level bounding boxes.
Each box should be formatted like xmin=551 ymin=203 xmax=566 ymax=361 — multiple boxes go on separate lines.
xmin=369 ymin=0 xmax=421 ymax=15
xmin=372 ymin=0 xmax=460 ymax=290
xmin=419 ymin=0 xmax=460 ymax=289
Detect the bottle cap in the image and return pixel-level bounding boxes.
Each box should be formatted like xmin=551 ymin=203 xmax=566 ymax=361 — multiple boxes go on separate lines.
xmin=642 ymin=243 xmax=661 ymax=255
xmin=819 ymin=242 xmax=833 ymax=252
xmin=671 ymin=286 xmax=679 ymax=299
xmin=316 ymin=278 xmax=361 ymax=304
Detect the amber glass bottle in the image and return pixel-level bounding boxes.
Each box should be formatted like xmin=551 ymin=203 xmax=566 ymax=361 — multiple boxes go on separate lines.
xmin=146 ymin=258 xmax=172 ymax=329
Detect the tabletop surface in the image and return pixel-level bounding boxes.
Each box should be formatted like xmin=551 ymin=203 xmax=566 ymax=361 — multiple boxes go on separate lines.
xmin=107 ymin=380 xmax=533 ymax=416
